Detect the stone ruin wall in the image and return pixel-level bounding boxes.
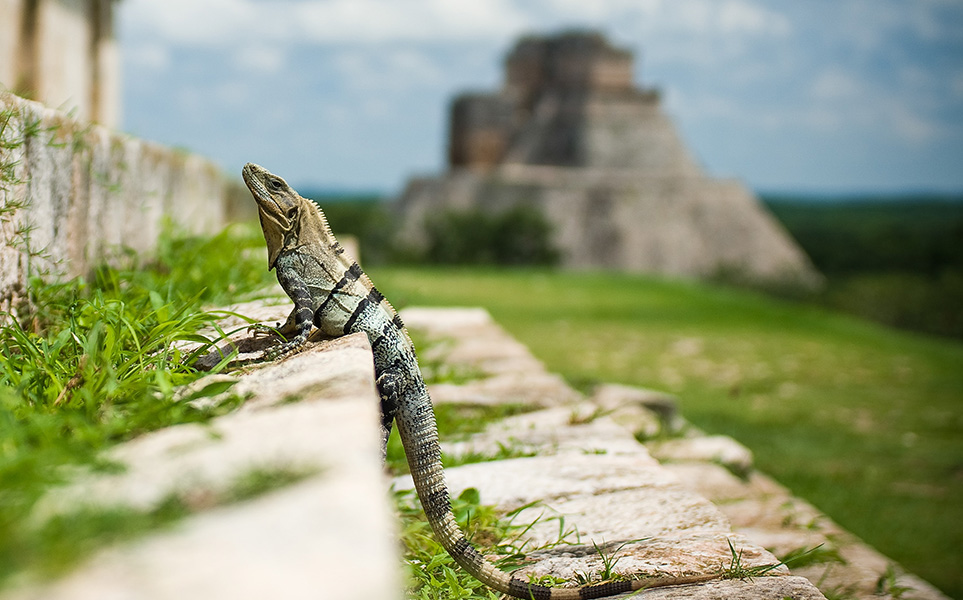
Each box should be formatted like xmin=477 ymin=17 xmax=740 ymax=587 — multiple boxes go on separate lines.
xmin=0 ymin=92 xmax=248 ymax=313
xmin=0 ymin=0 xmax=120 ymax=127
xmin=400 ymin=32 xmax=821 ymax=288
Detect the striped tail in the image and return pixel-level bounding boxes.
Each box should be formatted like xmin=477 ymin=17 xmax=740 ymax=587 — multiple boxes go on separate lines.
xmin=395 ymin=385 xmax=717 ymax=599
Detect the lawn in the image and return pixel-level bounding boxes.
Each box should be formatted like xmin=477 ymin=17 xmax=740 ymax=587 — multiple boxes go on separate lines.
xmin=369 ymin=266 xmax=963 ymax=599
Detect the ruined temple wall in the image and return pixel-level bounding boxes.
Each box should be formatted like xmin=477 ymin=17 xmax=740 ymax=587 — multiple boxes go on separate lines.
xmin=0 ymin=92 xmax=238 ymax=307
xmin=504 ymin=32 xmax=634 ymax=99
xmin=579 ymin=94 xmax=700 ymax=175
xmin=0 ymin=0 xmax=22 ymax=91
xmin=396 ymin=165 xmax=820 ymax=287
xmin=0 ymin=0 xmax=119 ymax=127
xmin=448 ymin=94 xmax=515 ymax=169
xmin=399 ymin=31 xmax=821 ymax=287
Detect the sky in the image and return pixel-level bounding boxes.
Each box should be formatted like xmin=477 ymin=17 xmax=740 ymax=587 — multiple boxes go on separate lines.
xmin=118 ymin=0 xmax=963 ymax=196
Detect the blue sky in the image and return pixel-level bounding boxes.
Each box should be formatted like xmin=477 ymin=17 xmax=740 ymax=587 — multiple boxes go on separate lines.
xmin=119 ymin=0 xmax=963 ymax=195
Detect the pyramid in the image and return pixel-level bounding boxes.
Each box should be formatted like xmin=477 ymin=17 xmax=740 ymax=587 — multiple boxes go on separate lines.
xmin=397 ymin=32 xmax=820 ymax=287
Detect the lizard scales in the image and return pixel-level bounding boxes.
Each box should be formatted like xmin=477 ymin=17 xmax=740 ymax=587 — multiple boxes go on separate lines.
xmin=242 ymin=163 xmax=715 ymax=599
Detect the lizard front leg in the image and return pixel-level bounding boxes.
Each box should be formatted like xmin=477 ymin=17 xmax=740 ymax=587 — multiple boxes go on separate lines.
xmin=250 ymin=305 xmax=300 ymax=339
xmin=263 ymin=263 xmax=314 ymax=360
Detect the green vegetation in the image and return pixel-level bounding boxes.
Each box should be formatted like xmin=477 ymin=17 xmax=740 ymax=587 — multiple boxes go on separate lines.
xmin=369 ymin=266 xmax=963 ymax=599
xmin=0 ymin=223 xmax=277 ymax=587
xmin=764 ymin=196 xmax=963 ymax=339
xmin=396 ymin=486 xmax=567 ymax=599
xmin=422 ymin=206 xmax=560 ymax=266
xmin=763 ymin=195 xmax=963 ymax=275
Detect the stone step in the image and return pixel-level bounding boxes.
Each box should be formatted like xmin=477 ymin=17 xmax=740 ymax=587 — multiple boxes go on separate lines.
xmin=398 ymin=306 xmax=949 ymax=600
xmin=397 ymin=307 xmax=825 ymax=598
xmin=5 ymin=303 xmax=947 ymax=600
xmin=3 ymin=307 xmax=401 ymax=600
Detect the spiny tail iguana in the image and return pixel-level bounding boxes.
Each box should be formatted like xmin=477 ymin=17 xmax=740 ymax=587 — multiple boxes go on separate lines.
xmin=242 ymin=162 xmax=719 ymax=599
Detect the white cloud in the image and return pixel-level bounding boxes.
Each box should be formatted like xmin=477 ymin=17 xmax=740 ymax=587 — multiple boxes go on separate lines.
xmin=294 ymin=0 xmax=529 ymax=43
xmin=125 ymin=42 xmax=171 ymax=71
xmin=717 ymin=0 xmax=791 ymax=36
xmin=529 ymin=0 xmax=661 ymax=24
xmin=805 ymin=67 xmax=940 ymax=144
xmin=331 ymin=48 xmax=443 ymax=92
xmin=656 ymin=0 xmax=790 ymax=36
xmin=884 ymin=101 xmax=939 ymax=144
xmin=121 ymin=0 xmax=528 ymax=46
xmin=120 ymin=0 xmax=267 ymax=45
xmin=118 ymin=0 xmax=963 ymax=191
xmin=810 ymin=68 xmax=863 ymax=101
xmin=234 ymin=45 xmax=286 ymax=73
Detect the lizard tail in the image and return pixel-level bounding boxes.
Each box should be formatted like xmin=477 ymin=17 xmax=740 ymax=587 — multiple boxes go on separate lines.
xmin=395 ymin=386 xmax=716 ymax=600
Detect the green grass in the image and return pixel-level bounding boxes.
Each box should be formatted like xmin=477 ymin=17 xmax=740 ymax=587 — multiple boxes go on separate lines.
xmin=0 ymin=223 xmax=277 ymax=587
xmin=396 ymin=486 xmax=514 ymax=599
xmin=369 ymin=266 xmax=963 ymax=599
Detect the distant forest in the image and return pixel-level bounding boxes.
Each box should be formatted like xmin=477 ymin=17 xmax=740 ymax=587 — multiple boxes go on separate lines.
xmin=762 ymin=194 xmax=963 ymax=275
xmin=307 ymin=190 xmax=963 ymax=341
xmin=762 ymin=195 xmax=963 ymax=340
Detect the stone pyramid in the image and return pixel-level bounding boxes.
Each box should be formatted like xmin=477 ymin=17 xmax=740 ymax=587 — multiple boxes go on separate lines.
xmin=397 ymin=31 xmax=820 ymax=287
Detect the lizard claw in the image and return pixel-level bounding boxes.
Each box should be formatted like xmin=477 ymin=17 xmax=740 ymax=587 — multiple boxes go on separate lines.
xmin=248 ymin=322 xmax=280 ymax=338
xmin=261 ymin=335 xmax=309 ymax=362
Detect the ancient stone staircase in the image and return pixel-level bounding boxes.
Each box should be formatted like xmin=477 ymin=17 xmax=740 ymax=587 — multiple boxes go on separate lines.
xmin=2 ymin=301 xmax=948 ymax=600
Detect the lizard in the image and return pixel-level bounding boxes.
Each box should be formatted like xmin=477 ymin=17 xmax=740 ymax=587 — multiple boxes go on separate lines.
xmin=242 ymin=162 xmax=722 ymax=599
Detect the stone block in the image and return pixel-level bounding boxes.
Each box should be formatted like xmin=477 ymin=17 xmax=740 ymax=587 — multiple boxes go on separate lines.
xmin=648 ymin=435 xmax=755 ymax=479
xmin=395 ymin=453 xmax=791 ymax=586
xmin=10 ymin=330 xmax=400 ymax=600
xmin=0 ymin=92 xmax=233 ymax=297
xmin=442 ymin=403 xmax=648 ymax=459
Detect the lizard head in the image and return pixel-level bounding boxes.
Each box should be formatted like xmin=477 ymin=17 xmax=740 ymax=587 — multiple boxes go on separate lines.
xmin=242 ymin=162 xmax=307 ymax=269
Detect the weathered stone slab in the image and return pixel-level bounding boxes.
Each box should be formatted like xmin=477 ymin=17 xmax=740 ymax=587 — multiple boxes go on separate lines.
xmin=9 ymin=329 xmax=400 ymax=600
xmin=401 ymin=307 xmax=563 ymax=378
xmin=401 ymin=306 xmax=582 ymax=408
xmin=590 ymin=383 xmax=683 ymax=434
xmin=9 ymin=476 xmax=397 ymax=600
xmin=426 ymin=371 xmax=579 ymax=408
xmin=395 ymin=307 xmax=827 ymax=597
xmin=442 ymin=404 xmax=648 ymax=459
xmin=632 ymin=576 xmax=826 ymax=599
xmin=667 ymin=455 xmax=952 ymax=599
xmin=660 ymin=462 xmax=755 ymax=504
xmin=396 ymin=453 xmax=789 ymax=586
xmin=649 ymin=436 xmax=755 ymax=479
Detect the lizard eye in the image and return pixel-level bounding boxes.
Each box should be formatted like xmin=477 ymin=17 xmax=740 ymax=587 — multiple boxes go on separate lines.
xmin=286 ymin=207 xmax=297 ymax=219
xmin=268 ymin=178 xmax=284 ymax=191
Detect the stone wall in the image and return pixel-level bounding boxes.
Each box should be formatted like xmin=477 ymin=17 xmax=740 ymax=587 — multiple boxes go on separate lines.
xmin=0 ymin=92 xmax=246 ymax=311
xmin=504 ymin=32 xmax=634 ymax=108
xmin=448 ymin=93 xmax=515 ymax=169
xmin=398 ymin=166 xmax=819 ymax=285
xmin=0 ymin=0 xmax=120 ymax=127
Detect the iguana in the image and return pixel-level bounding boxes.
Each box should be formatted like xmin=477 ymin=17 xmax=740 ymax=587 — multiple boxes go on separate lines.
xmin=242 ymin=162 xmax=720 ymax=599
